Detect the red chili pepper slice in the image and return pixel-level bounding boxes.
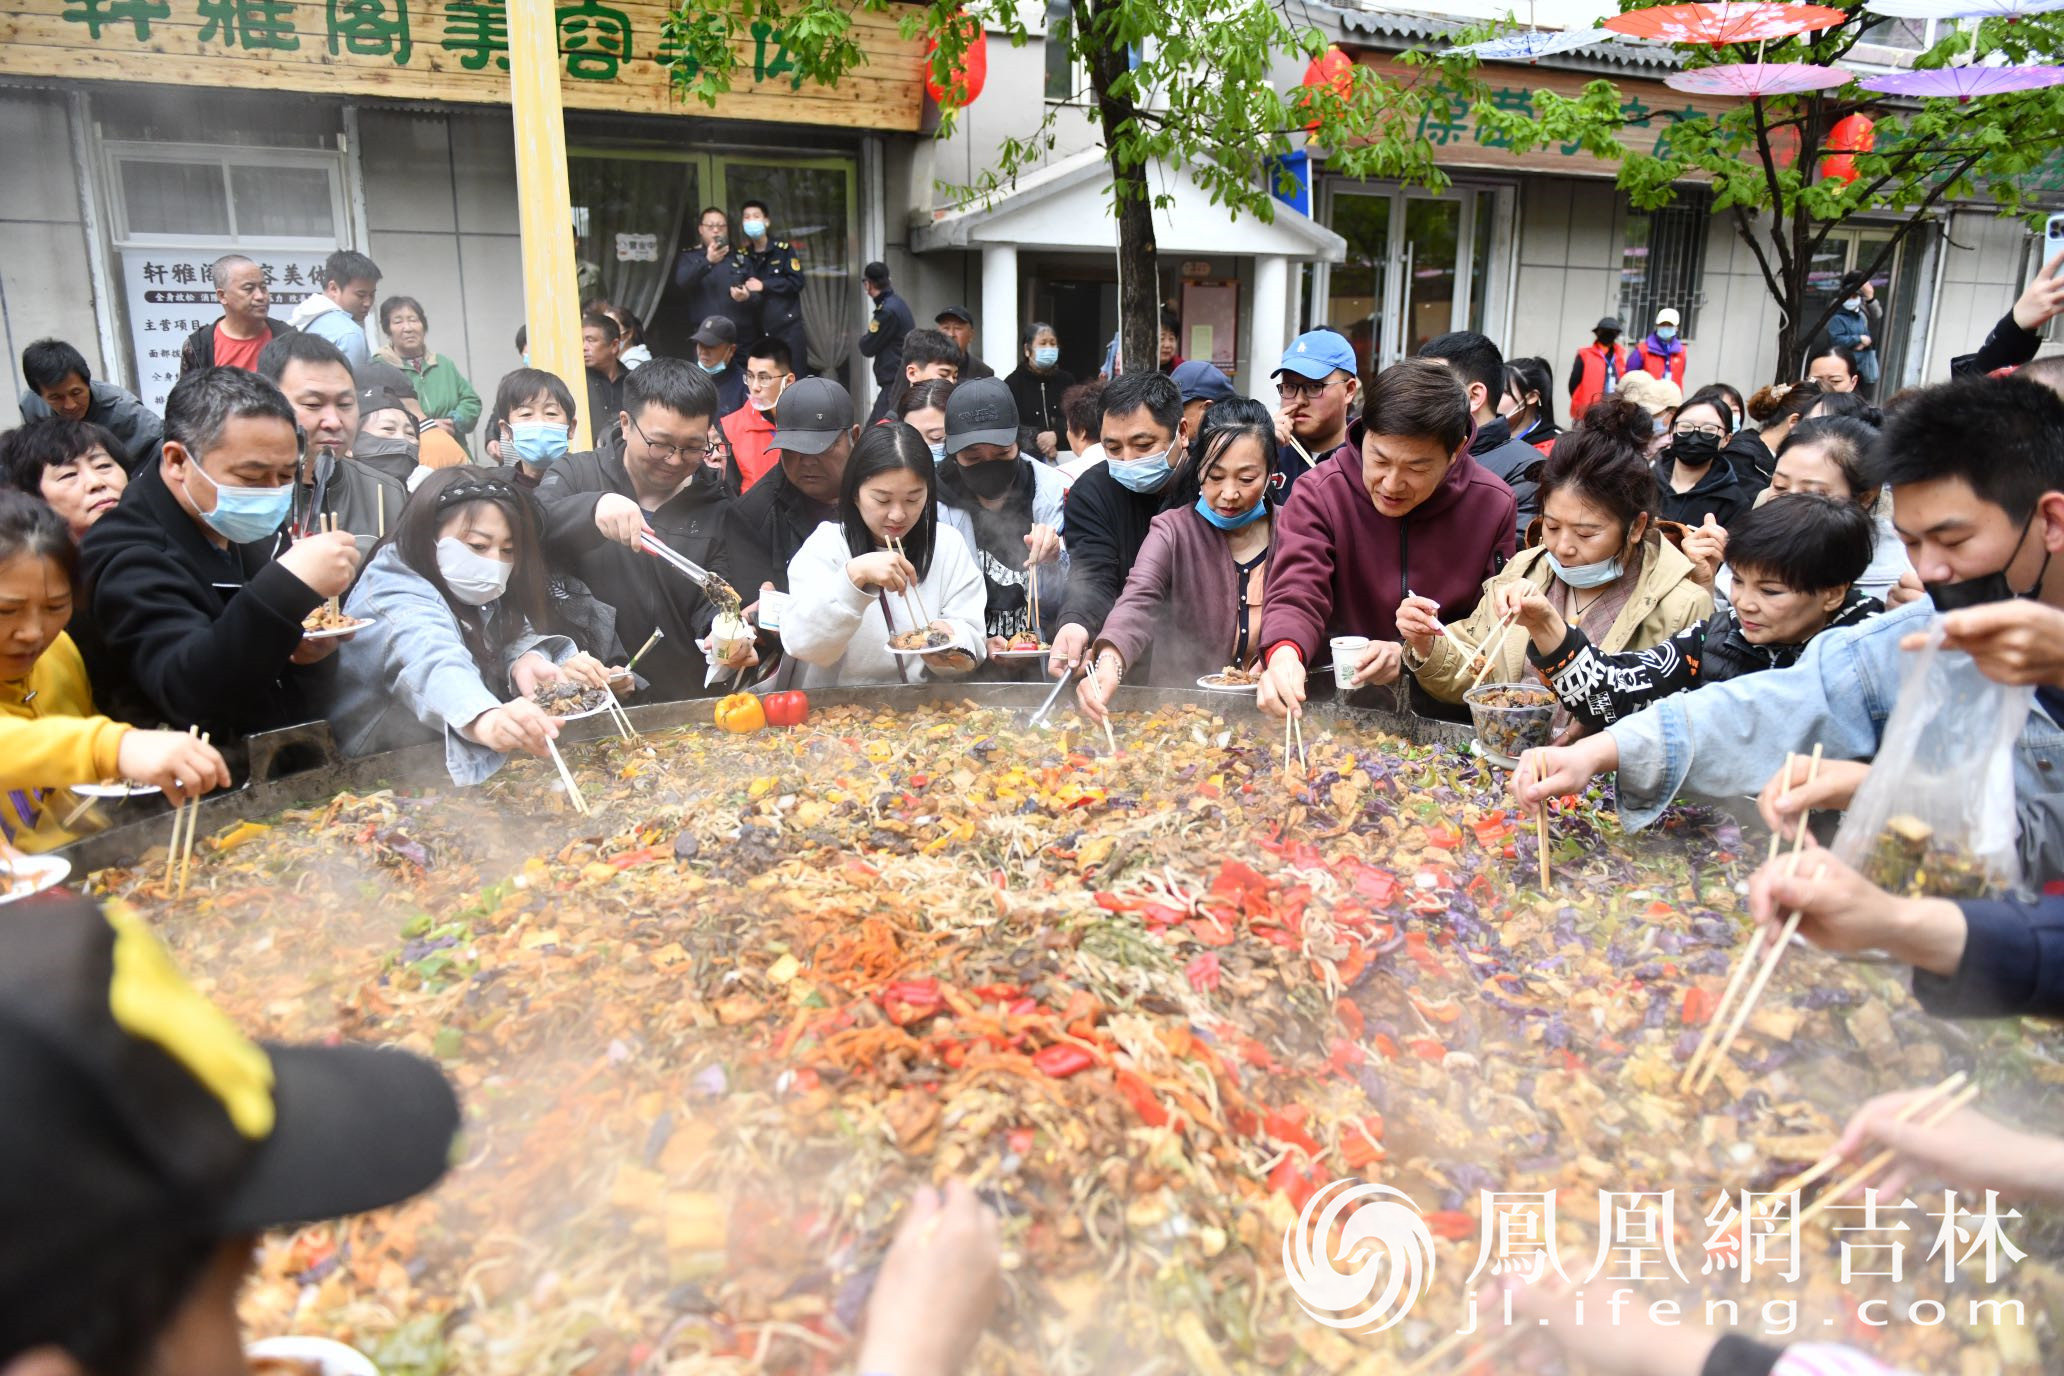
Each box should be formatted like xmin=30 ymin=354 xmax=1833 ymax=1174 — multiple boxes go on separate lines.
xmin=1033 ymin=1044 xmax=1096 ymax=1078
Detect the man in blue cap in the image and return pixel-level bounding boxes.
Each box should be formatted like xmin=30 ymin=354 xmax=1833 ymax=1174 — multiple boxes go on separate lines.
xmin=1270 ymin=330 xmax=1358 ymax=491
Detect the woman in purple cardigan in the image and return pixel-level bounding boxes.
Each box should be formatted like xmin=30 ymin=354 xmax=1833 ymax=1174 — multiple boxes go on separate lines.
xmin=1078 ymin=399 xmax=1277 ymax=719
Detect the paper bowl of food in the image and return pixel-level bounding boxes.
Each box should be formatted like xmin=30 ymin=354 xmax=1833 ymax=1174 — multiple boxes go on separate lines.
xmin=709 ymin=611 xmax=754 ymax=661
xmin=1463 ymin=682 xmax=1557 ymax=769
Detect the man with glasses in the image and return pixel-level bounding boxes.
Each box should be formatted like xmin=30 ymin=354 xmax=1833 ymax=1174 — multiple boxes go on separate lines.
xmin=721 ymin=337 xmax=796 ymax=493
xmin=1270 ymin=330 xmax=1359 ymax=489
xmin=537 ymin=358 xmax=751 ymax=699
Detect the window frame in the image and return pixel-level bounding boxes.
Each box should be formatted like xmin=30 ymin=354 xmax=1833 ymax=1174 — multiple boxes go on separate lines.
xmin=1617 ymin=186 xmax=1713 ymax=341
xmin=104 ymin=140 xmax=347 ymax=250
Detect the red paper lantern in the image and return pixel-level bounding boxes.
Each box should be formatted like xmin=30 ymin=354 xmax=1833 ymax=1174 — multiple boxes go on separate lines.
xmin=924 ymin=15 xmax=988 ymax=109
xmin=1767 ymin=124 xmax=1801 ymax=170
xmin=1295 ymin=44 xmax=1355 ymax=131
xmin=1819 ymin=113 xmax=1875 ymax=186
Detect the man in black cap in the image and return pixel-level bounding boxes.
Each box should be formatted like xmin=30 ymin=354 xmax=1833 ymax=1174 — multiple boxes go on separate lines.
xmin=1571 ymin=314 xmax=1628 ymax=415
xmin=692 ymin=314 xmax=748 ymax=419
xmin=0 ymin=892 xmax=458 ymax=1373
xmin=859 ymin=262 xmax=916 ymax=424
xmin=722 ymin=376 xmax=860 ymax=624
xmin=934 ymin=306 xmax=994 ymax=380
xmin=935 ymin=376 xmax=1067 ymax=649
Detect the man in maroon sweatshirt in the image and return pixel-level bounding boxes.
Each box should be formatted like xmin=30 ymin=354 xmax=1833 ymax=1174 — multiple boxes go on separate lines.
xmin=1257 ymin=358 xmax=1517 ymax=719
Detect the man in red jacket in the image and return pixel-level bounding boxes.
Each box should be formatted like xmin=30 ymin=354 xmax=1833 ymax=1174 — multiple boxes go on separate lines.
xmin=1568 ymin=315 xmax=1628 ymax=416
xmin=1255 ymin=359 xmax=1517 ymax=720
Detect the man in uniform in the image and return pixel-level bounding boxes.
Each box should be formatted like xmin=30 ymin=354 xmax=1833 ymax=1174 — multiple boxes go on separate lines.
xmin=674 ymin=205 xmax=754 ymax=341
xmin=859 ymin=261 xmax=916 ymax=423
xmin=737 ymin=199 xmax=809 ymax=379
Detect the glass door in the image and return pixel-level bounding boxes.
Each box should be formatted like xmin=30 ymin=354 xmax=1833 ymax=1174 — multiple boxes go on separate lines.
xmin=1320 ymin=185 xmax=1491 ymax=370
xmin=1802 ymin=225 xmax=1904 ymax=395
xmin=1399 ymin=195 xmax=1464 ymax=363
xmin=568 ymin=149 xmax=712 ymax=360
xmin=713 ymin=156 xmax=859 ymax=377
xmin=1324 ymin=191 xmax=1391 ymax=372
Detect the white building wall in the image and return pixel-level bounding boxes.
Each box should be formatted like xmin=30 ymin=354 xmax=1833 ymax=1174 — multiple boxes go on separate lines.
xmin=1933 ymin=207 xmax=2028 ymax=371
xmin=0 ymin=90 xmax=101 ymax=429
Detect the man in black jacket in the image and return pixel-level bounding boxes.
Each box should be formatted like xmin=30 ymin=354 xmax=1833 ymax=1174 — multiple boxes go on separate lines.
xmin=736 ymin=200 xmax=809 ymax=377
xmin=1420 ymin=330 xmax=1541 ymax=534
xmin=722 ymin=377 xmax=859 ymax=608
xmin=1046 ymin=370 xmax=1188 ymax=676
xmin=537 ymin=359 xmax=751 ymax=700
xmin=78 ymin=367 xmax=359 ymax=750
xmin=859 ymin=262 xmax=915 ymax=424
xmin=178 ymin=255 xmax=296 ymax=377
xmin=673 ymin=205 xmax=755 ymax=340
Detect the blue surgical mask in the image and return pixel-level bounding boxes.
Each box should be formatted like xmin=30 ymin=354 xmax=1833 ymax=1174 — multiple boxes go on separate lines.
xmin=742 ymin=218 xmax=767 ymax=239
xmin=1033 ymin=345 xmax=1060 ymax=369
xmin=1548 ymin=550 xmax=1625 ymax=589
xmin=1656 ymin=326 xmax=1678 ymax=341
xmin=186 ymin=460 xmax=291 ymax=544
xmin=1194 ymin=494 xmax=1266 ymax=531
xmin=700 ymin=360 xmax=726 ymax=375
xmin=509 ymin=421 xmax=570 ymax=468
xmin=928 ymin=440 xmax=946 ymax=464
xmin=1842 ymin=297 xmax=1861 ymax=312
xmin=1107 ymin=445 xmax=1174 ymax=494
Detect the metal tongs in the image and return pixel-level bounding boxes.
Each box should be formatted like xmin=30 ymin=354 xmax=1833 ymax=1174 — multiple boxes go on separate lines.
xmin=638 ymin=530 xmax=741 ymax=613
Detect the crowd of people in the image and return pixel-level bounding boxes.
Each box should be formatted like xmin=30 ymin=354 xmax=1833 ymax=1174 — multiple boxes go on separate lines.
xmin=9 ymin=233 xmax=2064 ymax=1374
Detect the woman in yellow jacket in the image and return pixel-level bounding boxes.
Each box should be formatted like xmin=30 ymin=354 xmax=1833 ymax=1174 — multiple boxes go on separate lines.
xmin=0 ymin=491 xmax=229 ymax=853
xmin=1399 ymin=399 xmax=1712 ymax=733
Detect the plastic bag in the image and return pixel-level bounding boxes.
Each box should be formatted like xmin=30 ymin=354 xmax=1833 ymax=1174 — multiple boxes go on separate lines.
xmin=1830 ymin=624 xmax=2033 ymax=898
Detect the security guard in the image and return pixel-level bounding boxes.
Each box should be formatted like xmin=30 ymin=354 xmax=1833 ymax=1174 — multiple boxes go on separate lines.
xmin=859 ymin=260 xmax=916 ymax=423
xmin=737 ymin=198 xmax=809 ymax=377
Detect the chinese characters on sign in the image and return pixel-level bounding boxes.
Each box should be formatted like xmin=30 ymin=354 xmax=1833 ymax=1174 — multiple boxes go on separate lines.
xmin=1412 ymin=81 xmax=1708 ymax=161
xmin=119 ymin=249 xmax=327 ymax=414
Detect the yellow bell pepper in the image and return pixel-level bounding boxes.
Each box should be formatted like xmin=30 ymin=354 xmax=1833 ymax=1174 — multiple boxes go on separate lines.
xmin=714 ymin=693 xmax=766 ymax=734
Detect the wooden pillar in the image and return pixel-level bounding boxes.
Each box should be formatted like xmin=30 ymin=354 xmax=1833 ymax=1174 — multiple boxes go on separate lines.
xmin=507 ymin=0 xmax=590 ymax=449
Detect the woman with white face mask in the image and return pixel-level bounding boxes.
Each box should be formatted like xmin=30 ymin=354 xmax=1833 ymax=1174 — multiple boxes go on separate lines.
xmin=1398 ymin=396 xmax=1712 ymax=733
xmin=332 ymin=468 xmax=619 ymax=784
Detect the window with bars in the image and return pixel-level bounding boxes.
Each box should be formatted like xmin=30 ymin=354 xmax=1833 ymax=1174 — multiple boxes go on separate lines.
xmin=1618 ymin=188 xmax=1711 ymax=339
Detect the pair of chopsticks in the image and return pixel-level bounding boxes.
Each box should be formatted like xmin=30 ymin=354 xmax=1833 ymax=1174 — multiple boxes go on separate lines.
xmin=887 ymin=536 xmax=932 ymax=631
xmin=1281 ymin=708 xmax=1306 ymax=777
xmin=1027 ymin=560 xmax=1043 ymax=645
xmin=545 ymin=733 xmax=591 ymax=816
xmin=601 ymin=682 xmax=637 ymax=741
xmin=162 ymin=726 xmax=209 ymax=897
xmin=1465 ymin=605 xmax=1522 ymax=693
xmin=1679 ymin=744 xmax=1825 ymax=1096
xmin=1093 ymin=658 xmax=1118 ymax=756
xmin=1526 ymin=748 xmax=1552 ymax=891
xmin=319 ymin=513 xmax=344 ymax=618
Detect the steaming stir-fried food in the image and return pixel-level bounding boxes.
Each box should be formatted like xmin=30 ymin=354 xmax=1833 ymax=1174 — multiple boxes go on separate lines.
xmin=888 ymin=627 xmax=951 ymax=651
xmin=302 ymin=604 xmax=366 ymax=633
xmin=1201 ymin=664 xmax=1260 ymax=688
xmin=529 ymin=682 xmax=608 ymax=717
xmin=95 ymin=703 xmax=2060 ymax=1373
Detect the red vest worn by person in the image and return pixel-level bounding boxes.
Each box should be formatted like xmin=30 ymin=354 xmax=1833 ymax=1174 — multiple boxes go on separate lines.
xmin=1570 ymin=342 xmax=1629 ymax=415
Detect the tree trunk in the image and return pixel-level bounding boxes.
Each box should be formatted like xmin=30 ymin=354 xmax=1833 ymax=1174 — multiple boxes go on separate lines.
xmin=1076 ymin=0 xmax=1159 ymax=374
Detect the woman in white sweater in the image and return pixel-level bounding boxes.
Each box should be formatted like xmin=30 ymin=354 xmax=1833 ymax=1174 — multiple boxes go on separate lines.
xmin=781 ymin=423 xmax=987 ymax=686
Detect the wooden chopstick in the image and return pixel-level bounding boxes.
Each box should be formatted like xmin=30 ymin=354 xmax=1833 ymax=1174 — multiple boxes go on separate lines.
xmin=1690 ymin=743 xmax=1825 ymax=1094
xmin=1096 ymin=660 xmax=1118 ymax=756
xmin=1793 ymin=1083 xmax=1982 ymax=1233
xmin=603 ymin=683 xmax=637 ymax=741
xmin=1533 ymin=748 xmax=1552 ymax=891
xmin=59 ymin=787 xmax=107 ymax=832
xmin=175 ymin=731 xmax=209 ymax=897
xmin=1466 ymin=607 xmax=1521 ymax=693
xmin=1680 ymin=825 xmax=1787 ymax=1093
xmin=545 ymin=735 xmax=591 ymax=816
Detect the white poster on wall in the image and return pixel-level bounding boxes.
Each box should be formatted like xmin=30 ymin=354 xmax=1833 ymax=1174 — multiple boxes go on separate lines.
xmin=120 ymin=248 xmax=329 ymax=415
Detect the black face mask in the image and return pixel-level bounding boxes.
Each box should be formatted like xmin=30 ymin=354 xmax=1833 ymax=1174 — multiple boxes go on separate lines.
xmin=1669 ymin=432 xmax=1721 ymax=466
xmin=1925 ymin=506 xmax=2052 ymax=610
xmin=957 ymin=457 xmax=1019 ymax=500
xmin=1596 ymin=333 xmax=1620 ymax=348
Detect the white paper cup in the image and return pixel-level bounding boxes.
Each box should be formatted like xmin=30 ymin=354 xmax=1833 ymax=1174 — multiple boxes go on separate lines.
xmin=1329 ymin=636 xmax=1371 ymax=690
xmin=754 ymin=590 xmax=788 ymax=632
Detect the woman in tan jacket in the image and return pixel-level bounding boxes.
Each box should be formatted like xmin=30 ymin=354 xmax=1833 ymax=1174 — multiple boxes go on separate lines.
xmin=1399 ymin=397 xmax=1712 ymax=729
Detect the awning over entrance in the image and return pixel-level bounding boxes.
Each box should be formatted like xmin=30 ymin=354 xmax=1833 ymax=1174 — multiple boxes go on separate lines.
xmin=914 ymin=148 xmax=1345 ymax=390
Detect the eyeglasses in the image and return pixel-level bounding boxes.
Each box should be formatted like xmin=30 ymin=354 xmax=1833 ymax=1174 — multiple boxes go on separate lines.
xmin=1671 ymin=424 xmax=1727 ymax=440
xmin=627 ymin=412 xmax=718 ymax=464
xmin=744 ymin=372 xmax=787 ymax=389
xmin=1275 ymin=377 xmax=1343 ymax=402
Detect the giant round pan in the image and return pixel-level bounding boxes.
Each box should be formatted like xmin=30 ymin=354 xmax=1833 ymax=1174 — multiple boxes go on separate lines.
xmin=56 ymin=683 xmax=1472 ymax=875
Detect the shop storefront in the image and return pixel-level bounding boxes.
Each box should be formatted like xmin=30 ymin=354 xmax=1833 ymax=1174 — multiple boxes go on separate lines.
xmin=0 ymin=0 xmax=925 ymax=424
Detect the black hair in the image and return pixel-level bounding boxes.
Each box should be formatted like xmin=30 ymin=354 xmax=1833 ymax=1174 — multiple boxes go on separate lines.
xmin=22 ymin=339 xmax=92 ymax=393
xmin=1363 ymin=358 xmax=1472 ymax=453
xmin=1504 ymin=357 xmax=1557 ymax=432
xmin=608 ymin=303 xmax=645 ymax=346
xmin=897 ymin=379 xmax=956 ymax=418
xmin=514 ymin=324 xmax=527 ymax=354
xmin=1810 ymin=390 xmax=1882 ymax=427
xmin=1021 ymin=321 xmax=1058 ymax=352
xmin=318 ymin=249 xmax=381 ymax=288
xmin=840 ymin=423 xmax=937 ymax=578
xmin=487 ymin=367 xmax=578 ymax=437
xmin=1725 ymin=492 xmax=1875 ymax=593
xmin=1418 ymin=330 xmax=1505 ymax=409
xmin=1683 ymin=385 xmax=1740 ymax=434
xmin=1748 ymin=380 xmax=1823 ymax=428
xmin=1704 ymin=382 xmax=1747 ymax=425
xmin=379 ymin=295 xmax=426 ymax=334
xmin=1 ymin=417 xmax=126 ymax=495
xmin=622 ymin=357 xmax=717 ymax=426
xmin=902 ymin=328 xmax=966 ymax=375
xmin=163 ymin=366 xmax=298 ymax=458
xmin=0 ymin=486 xmax=79 ymax=583
xmin=256 ymin=331 xmax=352 ymax=385
xmin=1809 ymin=343 xmax=1861 ymax=381
xmin=1165 ymin=397 xmax=1278 ymax=511
xmin=378 ymin=468 xmax=552 ymax=680
xmin=1098 ymin=369 xmax=1183 ymax=436
xmin=699 ymin=204 xmax=728 ymax=225
xmin=747 ymin=336 xmax=793 ymax=375
xmin=0 ymin=1227 xmax=218 ymax=1376
xmin=1777 ymin=416 xmax=1880 ymax=503
xmin=1539 ymin=397 xmax=1660 ymax=540
xmin=580 ymin=310 xmax=621 ymax=343
xmin=740 ymin=199 xmax=769 ymax=218
xmin=1867 ymin=375 xmax=2064 ymax=523
xmin=1159 ymin=307 xmax=1180 ymax=334
xmin=1061 ymin=378 xmax=1105 ymax=439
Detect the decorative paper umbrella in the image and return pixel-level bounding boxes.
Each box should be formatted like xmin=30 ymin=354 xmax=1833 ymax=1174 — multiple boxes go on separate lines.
xmin=1443 ymin=27 xmax=1617 ymax=60
xmin=1603 ymin=2 xmax=1847 ymax=45
xmin=1665 ymin=60 xmax=1853 ymax=94
xmin=1864 ymin=0 xmax=2064 ymax=18
xmin=1860 ymin=64 xmax=2064 ymax=99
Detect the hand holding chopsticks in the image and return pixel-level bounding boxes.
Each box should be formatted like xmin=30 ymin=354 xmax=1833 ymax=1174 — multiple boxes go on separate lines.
xmin=887 ymin=536 xmax=931 ymax=629
xmin=162 ymin=726 xmax=212 ymax=897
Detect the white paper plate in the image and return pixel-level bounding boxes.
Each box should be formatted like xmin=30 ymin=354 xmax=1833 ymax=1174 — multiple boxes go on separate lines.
xmin=542 ymin=700 xmax=614 ymax=721
xmin=1 ymin=854 xmax=71 ymax=905
xmin=247 ymin=1336 xmax=380 ymax=1376
xmin=302 ymin=616 xmax=376 ymax=641
xmin=68 ymin=781 xmax=162 ymax=799
xmin=1196 ymin=675 xmax=1258 ymax=693
xmin=886 ymin=640 xmax=954 ymax=657
xmin=991 ymin=647 xmax=1051 ymax=660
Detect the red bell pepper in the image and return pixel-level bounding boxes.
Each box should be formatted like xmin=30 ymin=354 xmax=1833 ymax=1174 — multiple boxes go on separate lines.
xmin=762 ymin=690 xmax=809 ymax=727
